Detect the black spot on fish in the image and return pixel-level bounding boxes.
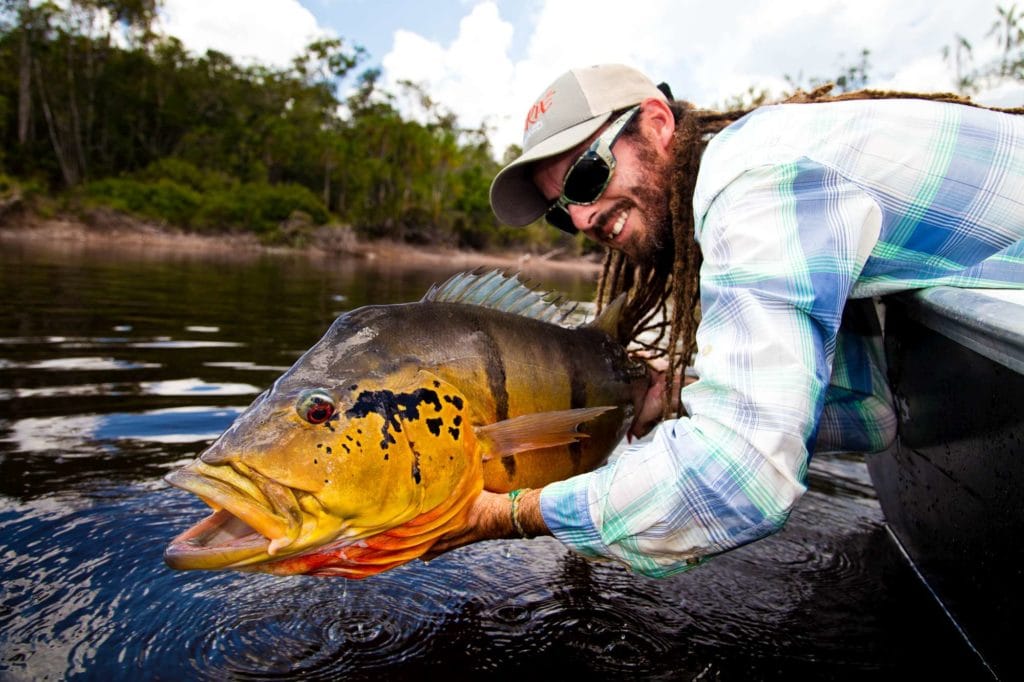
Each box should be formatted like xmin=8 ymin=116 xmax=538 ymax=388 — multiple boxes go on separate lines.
xmin=326 ymin=422 xmax=335 ymax=432
xmin=326 ymin=446 xmax=332 ymax=454
xmin=349 ymin=384 xmax=358 ymax=391
xmin=384 ymin=453 xmax=389 ymax=461
xmin=481 ymin=334 xmax=509 ymax=420
xmin=342 ymin=444 xmax=350 ymax=453
xmin=453 ymin=415 xmax=462 ymax=426
xmin=568 ymin=345 xmax=588 ymax=471
xmin=433 ymin=380 xmax=440 ymax=388
xmin=324 ymin=479 xmax=329 ymax=484
xmin=443 ymin=394 xmax=464 ymax=410
xmin=569 ymin=440 xmax=583 ymax=469
xmin=346 ymin=434 xmax=353 ymax=441
xmin=314 ymin=458 xmax=318 ymax=464
xmin=317 ymin=443 xmax=323 ymax=449
xmin=426 ymin=418 xmax=443 ymax=436
xmin=448 ymin=427 xmax=460 ymax=441
xmin=357 ymin=429 xmax=363 ymax=434
xmin=356 ymin=441 xmax=361 ymax=447
xmin=346 ymin=388 xmax=441 ymax=450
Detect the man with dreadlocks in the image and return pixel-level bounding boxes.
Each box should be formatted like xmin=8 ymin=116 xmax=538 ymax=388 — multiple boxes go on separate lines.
xmin=431 ymin=63 xmax=1024 ymax=577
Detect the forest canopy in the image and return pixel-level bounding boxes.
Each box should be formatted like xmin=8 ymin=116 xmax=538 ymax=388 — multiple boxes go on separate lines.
xmin=0 ymin=0 xmax=562 ymax=249
xmin=0 ymin=1 xmax=1021 ymax=250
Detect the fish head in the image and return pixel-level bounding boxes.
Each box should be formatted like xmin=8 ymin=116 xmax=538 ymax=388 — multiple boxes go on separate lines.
xmin=164 ymin=364 xmax=482 ymax=575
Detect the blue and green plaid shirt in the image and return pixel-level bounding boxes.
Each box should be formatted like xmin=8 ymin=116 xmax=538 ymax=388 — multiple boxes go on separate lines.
xmin=541 ymin=99 xmax=1024 ymax=578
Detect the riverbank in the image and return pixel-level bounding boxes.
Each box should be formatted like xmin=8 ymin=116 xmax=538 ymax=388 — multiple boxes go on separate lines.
xmin=0 ymin=214 xmax=603 ymax=277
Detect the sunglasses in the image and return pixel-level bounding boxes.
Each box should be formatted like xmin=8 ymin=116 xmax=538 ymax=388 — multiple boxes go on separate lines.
xmin=544 ymin=105 xmax=641 ymax=234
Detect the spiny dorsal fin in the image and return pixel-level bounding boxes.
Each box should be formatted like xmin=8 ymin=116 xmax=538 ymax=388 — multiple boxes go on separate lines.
xmin=423 ymin=269 xmax=577 ymax=325
xmin=587 ymin=292 xmax=627 ymax=342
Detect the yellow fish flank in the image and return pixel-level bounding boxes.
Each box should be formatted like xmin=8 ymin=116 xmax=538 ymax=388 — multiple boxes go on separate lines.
xmin=163 ymin=271 xmax=648 ymax=578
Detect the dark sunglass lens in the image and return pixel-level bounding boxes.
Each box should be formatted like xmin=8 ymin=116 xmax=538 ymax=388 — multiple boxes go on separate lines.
xmin=562 ymin=154 xmax=610 ymax=203
xmin=545 ymin=206 xmax=578 ymax=234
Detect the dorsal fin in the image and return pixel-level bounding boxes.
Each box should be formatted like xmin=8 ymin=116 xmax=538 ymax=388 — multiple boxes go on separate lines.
xmin=423 ymin=269 xmax=577 ymax=325
xmin=587 ymin=292 xmax=627 ymax=341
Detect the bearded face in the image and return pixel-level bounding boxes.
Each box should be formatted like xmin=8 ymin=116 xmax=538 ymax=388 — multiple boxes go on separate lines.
xmin=529 ymin=105 xmax=679 ymax=269
xmin=612 ymin=131 xmax=675 ymax=268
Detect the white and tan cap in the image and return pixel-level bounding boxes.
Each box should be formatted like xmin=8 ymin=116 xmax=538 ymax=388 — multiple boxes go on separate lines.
xmin=489 ymin=64 xmax=668 ymax=227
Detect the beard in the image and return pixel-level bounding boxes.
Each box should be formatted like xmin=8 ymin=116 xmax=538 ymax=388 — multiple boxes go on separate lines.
xmin=601 ymin=138 xmax=674 ymax=268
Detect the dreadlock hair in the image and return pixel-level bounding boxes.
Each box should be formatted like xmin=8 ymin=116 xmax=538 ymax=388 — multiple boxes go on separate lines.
xmin=595 ymin=84 xmax=1024 ymax=421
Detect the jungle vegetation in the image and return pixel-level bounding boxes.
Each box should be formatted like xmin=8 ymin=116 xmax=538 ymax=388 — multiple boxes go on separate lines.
xmin=0 ymin=1 xmax=1020 ymax=251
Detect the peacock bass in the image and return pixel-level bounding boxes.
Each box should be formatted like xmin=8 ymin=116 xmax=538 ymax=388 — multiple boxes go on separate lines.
xmin=163 ymin=270 xmax=647 ymax=578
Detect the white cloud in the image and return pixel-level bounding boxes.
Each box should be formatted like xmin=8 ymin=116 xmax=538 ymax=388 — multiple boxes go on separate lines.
xmin=381 ymin=0 xmax=1006 ymax=155
xmin=381 ymin=2 xmax=516 ymax=145
xmin=155 ymin=0 xmax=1020 ymax=156
xmin=158 ymin=0 xmax=328 ymax=67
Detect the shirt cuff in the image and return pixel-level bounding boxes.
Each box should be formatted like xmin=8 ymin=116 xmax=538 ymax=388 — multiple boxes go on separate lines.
xmin=539 ymin=474 xmax=607 ymax=560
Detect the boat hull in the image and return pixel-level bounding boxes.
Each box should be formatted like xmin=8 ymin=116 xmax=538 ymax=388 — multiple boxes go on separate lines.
xmin=867 ymin=287 xmax=1024 ymax=679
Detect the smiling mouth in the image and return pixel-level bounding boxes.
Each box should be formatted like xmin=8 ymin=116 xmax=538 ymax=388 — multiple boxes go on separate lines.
xmin=609 ymin=209 xmax=628 ymax=239
xmin=594 ymin=208 xmax=628 ymax=243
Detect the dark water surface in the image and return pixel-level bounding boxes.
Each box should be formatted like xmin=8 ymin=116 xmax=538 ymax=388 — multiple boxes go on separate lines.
xmin=0 ymin=237 xmax=987 ymax=680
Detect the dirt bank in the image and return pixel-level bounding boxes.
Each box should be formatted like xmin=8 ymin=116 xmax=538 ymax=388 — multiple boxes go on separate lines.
xmin=0 ymin=214 xmax=603 ymax=277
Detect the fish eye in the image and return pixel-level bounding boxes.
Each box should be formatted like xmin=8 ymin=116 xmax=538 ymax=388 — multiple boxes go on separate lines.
xmin=297 ymin=390 xmax=336 ymax=425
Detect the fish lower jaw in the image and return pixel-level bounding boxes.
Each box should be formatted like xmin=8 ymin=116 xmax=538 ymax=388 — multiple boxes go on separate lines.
xmin=164 ymin=500 xmax=352 ymax=572
xmin=164 ymin=465 xmax=306 ymax=558
xmin=164 ymin=508 xmax=271 ymax=570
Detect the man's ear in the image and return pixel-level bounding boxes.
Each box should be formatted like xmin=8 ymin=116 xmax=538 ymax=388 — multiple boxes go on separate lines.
xmin=640 ymin=97 xmax=676 ymax=152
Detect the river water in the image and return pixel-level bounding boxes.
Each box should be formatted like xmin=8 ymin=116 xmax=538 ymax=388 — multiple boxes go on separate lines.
xmin=0 ymin=236 xmax=988 ymax=680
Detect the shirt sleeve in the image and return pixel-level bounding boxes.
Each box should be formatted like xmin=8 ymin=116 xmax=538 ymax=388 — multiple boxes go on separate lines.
xmin=817 ymin=299 xmax=897 ymax=454
xmin=540 ymin=159 xmax=883 ymax=578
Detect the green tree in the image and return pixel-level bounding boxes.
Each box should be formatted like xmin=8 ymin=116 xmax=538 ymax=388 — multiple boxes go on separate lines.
xmin=784 ymin=49 xmax=872 ymax=95
xmin=0 ymin=4 xmax=535 ymax=251
xmin=943 ymin=3 xmax=1024 ymax=95
xmin=0 ymin=0 xmax=159 ymax=185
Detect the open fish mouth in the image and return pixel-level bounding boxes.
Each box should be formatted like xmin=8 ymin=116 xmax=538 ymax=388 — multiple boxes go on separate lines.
xmin=164 ymin=508 xmax=270 ymax=570
xmin=163 ymin=460 xmax=304 ymax=570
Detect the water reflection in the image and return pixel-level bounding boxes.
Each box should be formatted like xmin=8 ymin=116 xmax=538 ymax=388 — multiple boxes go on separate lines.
xmin=6 ymin=405 xmax=244 ymax=451
xmin=130 ymin=340 xmax=244 ymax=349
xmin=204 ymin=361 xmax=293 ymax=372
xmin=6 ymin=357 xmax=161 ymax=372
xmin=5 ymin=380 xmax=256 ymax=400
xmin=0 ymin=237 xmax=989 ymax=679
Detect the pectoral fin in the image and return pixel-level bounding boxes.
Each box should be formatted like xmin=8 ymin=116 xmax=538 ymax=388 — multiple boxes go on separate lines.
xmin=476 ymin=406 xmax=617 ymax=461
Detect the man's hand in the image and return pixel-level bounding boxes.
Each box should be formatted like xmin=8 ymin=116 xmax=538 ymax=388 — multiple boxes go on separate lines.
xmin=629 ymin=356 xmax=697 ymax=440
xmin=425 ymin=490 xmax=511 ymax=559
xmin=423 ymin=488 xmax=549 ymax=560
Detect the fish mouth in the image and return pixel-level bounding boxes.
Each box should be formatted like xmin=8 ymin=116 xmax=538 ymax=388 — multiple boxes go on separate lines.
xmin=163 ymin=460 xmax=305 ymax=570
xmin=164 ymin=508 xmax=269 ymax=570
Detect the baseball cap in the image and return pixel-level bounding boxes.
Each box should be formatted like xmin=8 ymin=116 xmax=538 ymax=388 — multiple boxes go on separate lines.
xmin=489 ymin=64 xmax=669 ymax=227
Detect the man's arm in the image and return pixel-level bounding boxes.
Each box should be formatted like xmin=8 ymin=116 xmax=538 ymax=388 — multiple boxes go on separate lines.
xmin=426 ymin=488 xmax=549 ymax=557
xmin=535 ymin=161 xmax=884 ymax=577
xmin=433 ymin=161 xmax=884 ymax=577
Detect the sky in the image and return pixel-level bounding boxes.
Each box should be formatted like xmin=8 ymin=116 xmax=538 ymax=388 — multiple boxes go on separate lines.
xmin=155 ymin=0 xmax=1015 ymax=155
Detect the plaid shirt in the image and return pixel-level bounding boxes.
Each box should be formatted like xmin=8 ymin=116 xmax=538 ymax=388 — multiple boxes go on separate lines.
xmin=541 ymin=99 xmax=1024 ymax=578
